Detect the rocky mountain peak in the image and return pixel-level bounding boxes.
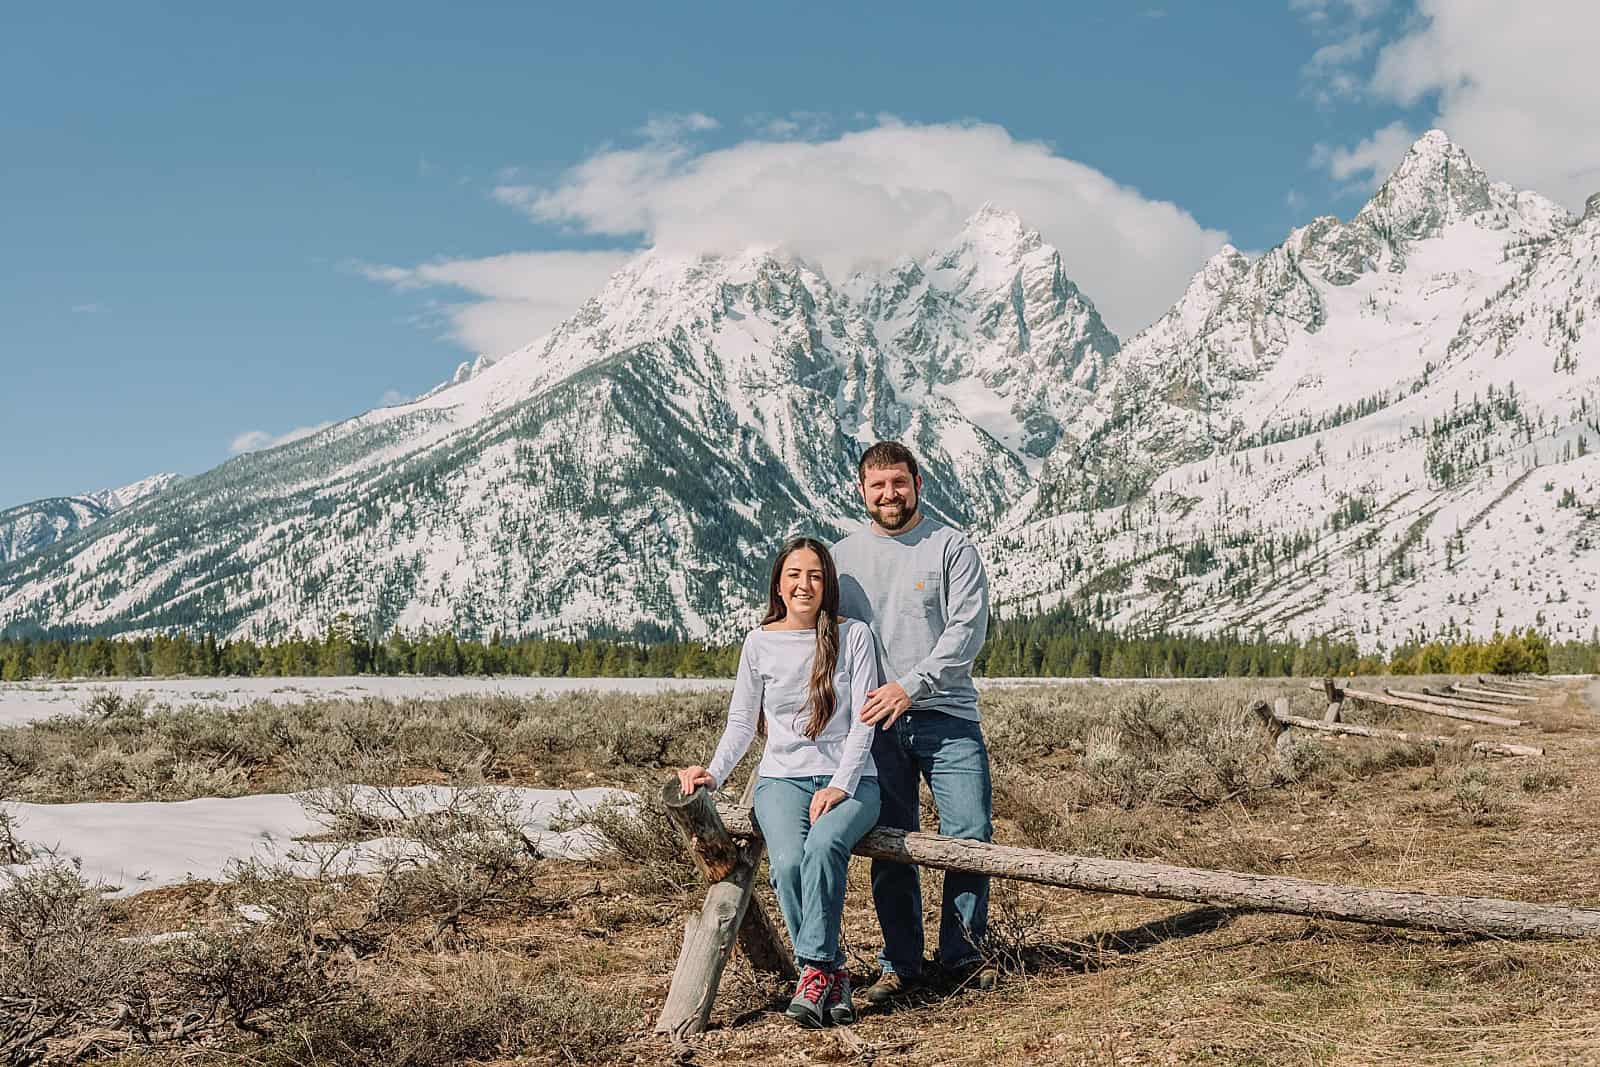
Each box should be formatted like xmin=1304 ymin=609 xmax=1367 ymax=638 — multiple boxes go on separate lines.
xmin=1584 ymin=191 xmax=1600 ymax=222
xmin=957 ymin=202 xmax=1034 ymax=245
xmin=1192 ymin=243 xmax=1251 ymax=292
xmin=1354 ymin=129 xmax=1494 ymax=243
xmin=928 ymin=205 xmax=1048 ymax=292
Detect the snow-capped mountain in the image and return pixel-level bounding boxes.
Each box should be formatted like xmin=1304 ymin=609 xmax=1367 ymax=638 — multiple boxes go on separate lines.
xmin=0 ymin=216 xmax=1109 ymax=641
xmin=995 ymin=131 xmax=1599 ymax=650
xmin=1 ymin=131 xmax=1595 ymax=652
xmin=1036 ymin=130 xmax=1571 ymax=512
xmin=847 ymin=204 xmax=1118 ymax=463
xmin=0 ymin=473 xmax=181 ymax=566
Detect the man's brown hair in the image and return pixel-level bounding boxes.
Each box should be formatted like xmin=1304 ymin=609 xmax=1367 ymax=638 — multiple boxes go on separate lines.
xmin=857 ymin=440 xmax=919 ymax=483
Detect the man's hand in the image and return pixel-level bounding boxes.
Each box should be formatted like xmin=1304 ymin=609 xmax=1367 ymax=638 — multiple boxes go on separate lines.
xmin=810 ymin=786 xmax=848 ymax=822
xmin=677 ymin=765 xmax=714 ymax=795
xmin=859 ymin=682 xmax=912 ymax=729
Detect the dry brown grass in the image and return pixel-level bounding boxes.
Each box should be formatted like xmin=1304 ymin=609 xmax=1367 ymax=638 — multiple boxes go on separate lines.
xmin=7 ymin=674 xmax=1598 ymax=1064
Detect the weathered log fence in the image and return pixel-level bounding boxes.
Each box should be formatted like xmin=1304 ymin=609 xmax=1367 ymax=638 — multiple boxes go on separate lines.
xmin=1259 ymin=698 xmax=1543 ymax=758
xmin=656 ymin=777 xmax=794 ymax=1040
xmin=1303 ymin=683 xmax=1526 ymax=727
xmin=1382 ymin=687 xmax=1528 ymax=722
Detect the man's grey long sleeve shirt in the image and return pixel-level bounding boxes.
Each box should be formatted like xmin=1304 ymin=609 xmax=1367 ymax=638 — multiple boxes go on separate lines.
xmin=833 ymin=516 xmax=990 ymax=721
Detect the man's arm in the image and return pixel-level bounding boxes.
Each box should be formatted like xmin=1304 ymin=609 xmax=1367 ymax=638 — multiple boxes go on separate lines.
xmin=894 ymin=542 xmax=989 ymax=701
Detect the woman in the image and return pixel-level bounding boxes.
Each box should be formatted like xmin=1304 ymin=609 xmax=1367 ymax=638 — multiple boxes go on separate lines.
xmin=677 ymin=536 xmax=880 ymax=1028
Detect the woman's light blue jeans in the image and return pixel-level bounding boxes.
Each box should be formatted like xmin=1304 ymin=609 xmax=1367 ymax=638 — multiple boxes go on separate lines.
xmin=753 ymin=775 xmax=881 ymax=969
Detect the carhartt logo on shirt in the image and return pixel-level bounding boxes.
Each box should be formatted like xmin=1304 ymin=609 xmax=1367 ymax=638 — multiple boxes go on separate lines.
xmin=915 ymin=581 xmax=926 ymax=590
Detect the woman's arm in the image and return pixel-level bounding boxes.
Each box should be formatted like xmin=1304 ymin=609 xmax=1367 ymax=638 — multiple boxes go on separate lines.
xmin=826 ymin=622 xmax=881 ymax=797
xmin=700 ymin=635 xmax=763 ymax=790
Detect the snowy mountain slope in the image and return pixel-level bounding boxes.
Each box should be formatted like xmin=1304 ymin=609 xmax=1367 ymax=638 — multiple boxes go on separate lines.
xmin=3 ymin=132 xmax=1594 ymax=652
xmin=0 ymin=473 xmax=181 ymax=566
xmin=0 ymin=216 xmax=1107 ymax=641
xmin=991 ymin=132 xmax=1600 ymax=652
xmin=1036 ymin=130 xmax=1570 ymax=513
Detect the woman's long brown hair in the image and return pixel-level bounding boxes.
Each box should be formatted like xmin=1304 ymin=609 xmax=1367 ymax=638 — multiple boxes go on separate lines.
xmin=762 ymin=536 xmax=841 ymax=740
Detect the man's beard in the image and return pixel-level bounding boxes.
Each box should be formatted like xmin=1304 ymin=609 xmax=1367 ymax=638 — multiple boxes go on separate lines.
xmin=868 ymin=496 xmax=918 ymax=531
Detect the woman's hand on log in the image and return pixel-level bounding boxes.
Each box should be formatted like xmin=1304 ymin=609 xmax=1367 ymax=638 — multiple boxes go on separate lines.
xmin=809 ymin=786 xmax=848 ymax=822
xmin=677 ymin=766 xmax=714 ymax=795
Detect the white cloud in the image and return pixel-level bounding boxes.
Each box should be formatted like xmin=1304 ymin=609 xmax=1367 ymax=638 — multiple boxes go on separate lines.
xmin=638 ymin=112 xmax=718 ymax=143
xmin=493 ymin=118 xmax=1228 ymax=338
xmin=229 ymin=422 xmax=335 ymax=456
xmin=745 ymin=111 xmax=832 ymax=140
xmin=1364 ymin=0 xmax=1600 ymax=211
xmin=70 ymin=303 xmax=105 ymax=314
xmin=1305 ymin=1 xmax=1600 ymax=211
xmin=1289 ymin=0 xmax=1388 ymax=23
xmin=1310 ymin=120 xmax=1417 ymax=189
xmin=358 ymin=250 xmax=634 ymax=356
xmin=1293 ymin=0 xmax=1389 ymax=105
xmin=378 ymin=388 xmax=410 ymax=407
xmin=1305 ymin=28 xmax=1378 ymax=74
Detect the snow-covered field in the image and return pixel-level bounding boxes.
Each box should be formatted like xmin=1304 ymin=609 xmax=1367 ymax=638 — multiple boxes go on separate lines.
xmin=3 ymin=785 xmax=630 ymax=897
xmin=0 ymin=674 xmax=736 ymax=726
xmin=0 ymin=673 xmax=1176 ymax=726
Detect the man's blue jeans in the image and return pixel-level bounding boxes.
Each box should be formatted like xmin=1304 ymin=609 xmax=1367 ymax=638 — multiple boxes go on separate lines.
xmin=753 ymin=775 xmax=881 ymax=969
xmin=870 ymin=710 xmax=993 ymax=976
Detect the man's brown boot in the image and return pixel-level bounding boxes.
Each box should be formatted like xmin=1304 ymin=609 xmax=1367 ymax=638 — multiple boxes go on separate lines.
xmin=860 ymin=970 xmax=919 ymax=1007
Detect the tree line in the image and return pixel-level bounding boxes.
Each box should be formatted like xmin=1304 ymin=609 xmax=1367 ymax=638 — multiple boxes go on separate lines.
xmin=1 ymin=610 xmax=1592 ymax=681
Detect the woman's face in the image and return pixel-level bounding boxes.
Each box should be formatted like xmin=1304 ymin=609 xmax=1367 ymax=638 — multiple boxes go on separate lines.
xmin=778 ymin=547 xmax=825 ymax=624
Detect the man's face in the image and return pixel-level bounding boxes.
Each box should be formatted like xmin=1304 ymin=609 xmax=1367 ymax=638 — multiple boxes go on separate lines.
xmin=860 ymin=462 xmax=920 ymax=531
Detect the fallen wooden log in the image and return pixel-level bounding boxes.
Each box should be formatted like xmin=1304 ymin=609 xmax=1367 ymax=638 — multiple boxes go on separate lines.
xmin=1274 ymin=713 xmax=1542 ymax=758
xmin=1451 ymin=684 xmax=1539 ymax=704
xmin=1424 ymin=686 xmax=1518 ymax=708
xmin=1261 ymin=705 xmax=1542 ymax=758
xmin=1372 ymin=688 xmax=1526 ymax=728
xmin=1480 ymin=676 xmax=1542 ymax=692
xmin=1308 ymin=683 xmax=1526 ymax=727
xmin=1385 ymin=687 xmax=1529 ymax=717
xmin=656 ymin=782 xmax=788 ymax=1039
xmin=715 ymin=804 xmax=1598 ymax=939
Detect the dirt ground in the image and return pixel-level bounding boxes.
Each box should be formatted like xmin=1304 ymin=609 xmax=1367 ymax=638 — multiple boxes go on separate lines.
xmin=513 ymin=678 xmax=1600 ymax=1066
xmin=81 ymin=677 xmax=1600 ymax=1066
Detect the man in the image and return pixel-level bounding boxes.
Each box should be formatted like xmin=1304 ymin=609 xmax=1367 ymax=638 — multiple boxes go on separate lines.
xmin=832 ymin=440 xmax=994 ymax=1004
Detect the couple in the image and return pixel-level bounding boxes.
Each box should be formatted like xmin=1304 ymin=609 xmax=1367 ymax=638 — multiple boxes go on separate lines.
xmin=675 ymin=440 xmax=993 ymax=1028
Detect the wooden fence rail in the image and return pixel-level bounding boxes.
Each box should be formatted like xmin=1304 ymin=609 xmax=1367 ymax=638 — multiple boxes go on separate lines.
xmin=713 ymin=804 xmax=1598 ymax=938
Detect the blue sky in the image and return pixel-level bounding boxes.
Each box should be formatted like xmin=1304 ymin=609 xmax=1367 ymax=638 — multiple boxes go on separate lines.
xmin=4 ymin=1 xmax=1594 ymax=508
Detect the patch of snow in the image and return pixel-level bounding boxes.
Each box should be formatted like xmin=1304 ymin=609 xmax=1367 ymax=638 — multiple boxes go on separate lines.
xmin=2 ymin=785 xmax=633 ymax=896
xmin=0 ymin=676 xmax=734 ymax=727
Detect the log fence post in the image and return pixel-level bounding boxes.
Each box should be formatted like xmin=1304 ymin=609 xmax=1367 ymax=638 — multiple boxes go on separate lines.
xmin=1322 ymin=678 xmax=1343 ymax=723
xmin=655 ymin=781 xmax=790 ymax=1040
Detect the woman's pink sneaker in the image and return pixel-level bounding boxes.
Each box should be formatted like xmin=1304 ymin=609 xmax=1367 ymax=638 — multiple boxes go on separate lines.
xmin=825 ymin=968 xmax=857 ymax=1024
xmin=785 ymin=965 xmax=833 ymax=1028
